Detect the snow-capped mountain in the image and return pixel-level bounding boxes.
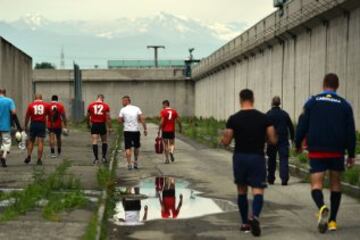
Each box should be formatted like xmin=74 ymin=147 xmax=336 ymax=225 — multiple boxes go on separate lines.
xmin=0 ymin=13 xmax=247 ymax=68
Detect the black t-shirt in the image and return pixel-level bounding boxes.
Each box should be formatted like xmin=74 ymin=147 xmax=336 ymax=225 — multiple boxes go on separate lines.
xmin=226 ymin=109 xmax=272 ymax=155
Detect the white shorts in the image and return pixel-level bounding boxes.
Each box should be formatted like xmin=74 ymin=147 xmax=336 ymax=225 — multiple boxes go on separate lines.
xmin=0 ymin=132 xmax=11 ymax=157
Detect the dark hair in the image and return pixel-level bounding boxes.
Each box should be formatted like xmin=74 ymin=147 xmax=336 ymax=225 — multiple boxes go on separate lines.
xmin=323 ymin=73 xmax=339 ymax=90
xmin=51 ymin=95 xmax=58 ymax=101
xmin=239 ymin=89 xmax=254 ymax=102
xmin=162 ymin=100 xmax=170 ymax=106
xmin=0 ymin=88 xmax=6 ymax=95
xmin=123 ymin=95 xmax=130 ymax=100
xmin=97 ymin=94 xmax=104 ymax=100
xmin=272 ymin=96 xmax=281 ymax=107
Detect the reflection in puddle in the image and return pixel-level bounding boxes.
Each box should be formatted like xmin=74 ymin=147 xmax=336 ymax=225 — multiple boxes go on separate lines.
xmin=113 ymin=177 xmax=236 ymax=226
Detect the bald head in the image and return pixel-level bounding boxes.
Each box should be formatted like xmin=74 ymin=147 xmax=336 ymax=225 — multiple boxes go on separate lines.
xmin=0 ymin=88 xmax=6 ymax=95
xmin=34 ymin=93 xmax=43 ymax=100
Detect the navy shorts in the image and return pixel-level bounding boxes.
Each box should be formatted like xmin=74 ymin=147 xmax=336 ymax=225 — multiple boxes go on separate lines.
xmin=48 ymin=128 xmax=62 ymax=137
xmin=30 ymin=122 xmax=46 ymax=140
xmin=233 ymin=153 xmax=267 ymax=188
xmin=309 ymin=158 xmax=345 ymax=173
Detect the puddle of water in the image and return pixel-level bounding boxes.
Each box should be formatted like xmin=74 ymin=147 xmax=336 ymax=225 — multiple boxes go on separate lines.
xmin=112 ymin=177 xmax=236 ymax=226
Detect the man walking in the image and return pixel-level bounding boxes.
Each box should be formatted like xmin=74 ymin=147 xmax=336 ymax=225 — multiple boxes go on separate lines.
xmin=158 ymin=100 xmax=182 ymax=164
xmin=118 ymin=96 xmax=147 ymax=170
xmin=87 ymin=94 xmax=112 ymax=165
xmin=0 ymin=88 xmax=22 ymax=167
xmin=295 ymin=73 xmax=356 ymax=233
xmin=47 ymin=95 xmax=68 ymax=158
xmin=24 ymin=94 xmax=50 ymax=165
xmin=266 ymin=96 xmax=294 ymax=185
xmin=221 ymin=89 xmax=277 ymax=237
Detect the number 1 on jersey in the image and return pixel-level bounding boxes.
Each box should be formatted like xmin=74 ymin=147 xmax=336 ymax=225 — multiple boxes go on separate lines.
xmin=93 ymin=105 xmax=104 ymax=115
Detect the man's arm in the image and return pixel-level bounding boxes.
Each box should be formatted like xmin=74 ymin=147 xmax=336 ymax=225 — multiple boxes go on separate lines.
xmin=106 ymin=112 xmax=112 ymax=131
xmin=345 ymin=104 xmax=356 ymax=168
xmin=158 ymin=116 xmax=164 ymax=135
xmin=221 ymin=129 xmax=234 ymax=146
xmin=24 ymin=111 xmax=30 ymax=131
xmin=176 ymin=194 xmax=183 ymax=212
xmin=11 ymin=109 xmax=23 ymax=131
xmin=176 ymin=116 xmax=183 ymax=133
xmin=266 ymin=126 xmax=278 ymax=145
xmin=86 ymin=112 xmax=91 ymax=128
xmin=139 ymin=114 xmax=147 ymax=136
xmin=62 ymin=112 xmax=68 ymax=128
xmin=287 ymin=114 xmax=295 ymax=142
xmin=142 ymin=205 xmax=148 ymax=222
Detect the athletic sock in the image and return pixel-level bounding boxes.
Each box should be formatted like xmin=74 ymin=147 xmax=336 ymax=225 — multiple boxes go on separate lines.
xmin=57 ymin=147 xmax=61 ymax=155
xmin=237 ymin=194 xmax=249 ymax=224
xmin=311 ymin=189 xmax=325 ymax=209
xmin=329 ymin=191 xmax=342 ymax=221
xmin=92 ymin=144 xmax=98 ymax=160
xmin=51 ymin=148 xmax=55 ymax=154
xmin=102 ymin=143 xmax=108 ymax=158
xmin=252 ymin=195 xmax=264 ymax=218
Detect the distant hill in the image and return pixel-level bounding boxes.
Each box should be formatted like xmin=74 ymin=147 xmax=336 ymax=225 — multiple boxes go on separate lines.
xmin=0 ymin=13 xmax=247 ymax=69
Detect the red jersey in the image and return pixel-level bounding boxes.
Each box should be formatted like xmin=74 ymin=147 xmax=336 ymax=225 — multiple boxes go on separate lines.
xmin=160 ymin=108 xmax=178 ymax=132
xmin=87 ymin=101 xmax=110 ymax=123
xmin=47 ymin=102 xmax=65 ymax=129
xmin=26 ymin=100 xmax=50 ymax=123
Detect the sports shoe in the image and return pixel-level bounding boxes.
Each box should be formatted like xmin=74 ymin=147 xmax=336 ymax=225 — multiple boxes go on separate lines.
xmin=102 ymin=157 xmax=108 ymax=164
xmin=328 ymin=221 xmax=337 ymax=231
xmin=133 ymin=162 xmax=139 ymax=169
xmin=165 ymin=159 xmax=170 ymax=164
xmin=249 ymin=217 xmax=261 ymax=237
xmin=170 ymin=153 xmax=175 ymax=162
xmin=128 ymin=165 xmax=133 ymax=171
xmin=317 ymin=205 xmax=330 ymax=234
xmin=36 ymin=159 xmax=43 ymax=166
xmin=50 ymin=153 xmax=57 ymax=158
xmin=1 ymin=158 xmax=7 ymax=168
xmin=240 ymin=224 xmax=251 ymax=233
xmin=93 ymin=159 xmax=99 ymax=165
xmin=281 ymin=182 xmax=288 ymax=186
xmin=24 ymin=156 xmax=31 ymax=164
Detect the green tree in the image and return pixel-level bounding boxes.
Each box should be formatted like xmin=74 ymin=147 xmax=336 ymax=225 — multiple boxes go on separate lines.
xmin=34 ymin=62 xmax=56 ymax=69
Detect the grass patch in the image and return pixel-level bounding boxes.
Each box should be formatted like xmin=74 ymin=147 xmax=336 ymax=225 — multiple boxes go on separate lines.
xmin=342 ymin=166 xmax=360 ymax=186
xmin=0 ymin=160 xmax=87 ymax=222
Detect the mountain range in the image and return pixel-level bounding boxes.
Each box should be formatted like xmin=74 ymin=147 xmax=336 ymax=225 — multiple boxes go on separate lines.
xmin=0 ymin=13 xmax=247 ymax=69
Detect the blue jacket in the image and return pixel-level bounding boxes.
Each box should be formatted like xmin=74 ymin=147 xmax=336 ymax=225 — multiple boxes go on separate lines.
xmin=267 ymin=107 xmax=294 ymax=142
xmin=295 ymin=91 xmax=356 ymax=157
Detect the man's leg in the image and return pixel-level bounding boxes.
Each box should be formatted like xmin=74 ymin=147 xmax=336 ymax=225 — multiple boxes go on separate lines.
xmin=49 ymin=132 xmax=56 ymax=157
xmin=134 ymin=148 xmax=139 ymax=166
xmin=329 ymin=171 xmax=342 ymax=224
xmin=91 ymin=134 xmax=99 ymax=163
xmin=266 ymin=144 xmax=277 ymax=184
xmin=25 ymin=137 xmax=35 ymax=164
xmin=237 ymin=185 xmax=249 ymax=226
xmin=310 ymin=170 xmax=329 ymax=233
xmin=251 ymin=188 xmax=265 ymax=219
xmin=163 ymin=139 xmax=170 ymax=163
xmin=0 ymin=133 xmax=11 ymax=167
xmin=169 ymin=138 xmax=175 ymax=162
xmin=56 ymin=133 xmax=62 ymax=155
xmin=278 ymin=141 xmax=290 ymax=185
xmin=125 ymin=148 xmax=132 ymax=167
xmin=100 ymin=134 xmax=108 ymax=162
xmin=133 ymin=132 xmax=141 ymax=169
xmin=37 ymin=138 xmax=44 ymax=165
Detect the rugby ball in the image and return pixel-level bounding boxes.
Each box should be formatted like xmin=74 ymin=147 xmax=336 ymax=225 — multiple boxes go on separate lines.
xmin=15 ymin=131 xmax=22 ymax=142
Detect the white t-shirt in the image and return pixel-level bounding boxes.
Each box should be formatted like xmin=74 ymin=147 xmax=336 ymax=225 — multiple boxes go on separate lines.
xmin=119 ymin=105 xmax=143 ymax=132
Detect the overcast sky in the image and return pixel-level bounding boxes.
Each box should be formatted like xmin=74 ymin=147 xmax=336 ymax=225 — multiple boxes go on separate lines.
xmin=0 ymin=0 xmax=275 ymax=24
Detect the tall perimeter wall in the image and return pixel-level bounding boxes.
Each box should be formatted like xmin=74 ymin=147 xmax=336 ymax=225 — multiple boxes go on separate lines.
xmin=0 ymin=37 xmax=32 ymax=120
xmin=193 ymin=0 xmax=360 ymax=125
xmin=33 ymin=68 xmax=194 ymax=118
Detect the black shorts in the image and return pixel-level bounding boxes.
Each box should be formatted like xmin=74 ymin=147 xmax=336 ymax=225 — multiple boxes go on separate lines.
xmin=30 ymin=122 xmax=46 ymax=140
xmin=309 ymin=158 xmax=345 ymax=173
xmin=124 ymin=131 xmax=141 ymax=149
xmin=233 ymin=153 xmax=267 ymax=189
xmin=162 ymin=131 xmax=175 ymax=140
xmin=48 ymin=128 xmax=62 ymax=137
xmin=91 ymin=123 xmax=107 ymax=135
xmin=123 ymin=199 xmax=141 ymax=211
xmin=162 ymin=189 xmax=175 ymax=198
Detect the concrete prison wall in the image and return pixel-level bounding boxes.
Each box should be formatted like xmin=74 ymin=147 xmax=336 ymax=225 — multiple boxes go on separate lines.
xmin=33 ymin=68 xmax=194 ymax=118
xmin=193 ymin=0 xmax=360 ymax=126
xmin=0 ymin=37 xmax=33 ymax=120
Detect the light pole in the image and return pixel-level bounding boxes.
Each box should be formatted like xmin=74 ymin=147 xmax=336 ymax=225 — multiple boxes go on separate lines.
xmin=147 ymin=45 xmax=165 ymax=68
